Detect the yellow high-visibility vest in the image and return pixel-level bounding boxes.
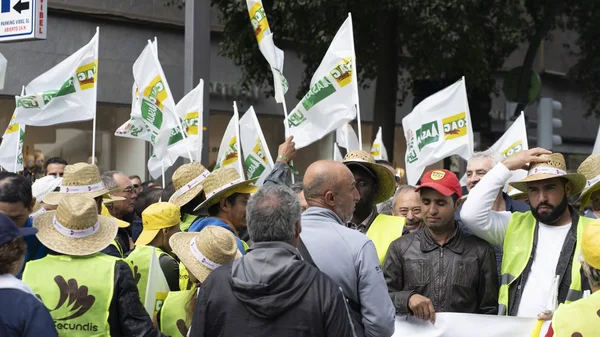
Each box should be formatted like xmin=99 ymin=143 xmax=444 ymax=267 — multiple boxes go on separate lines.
xmin=160 ymin=289 xmax=195 ymax=337
xmin=366 ymin=214 xmax=406 ymax=265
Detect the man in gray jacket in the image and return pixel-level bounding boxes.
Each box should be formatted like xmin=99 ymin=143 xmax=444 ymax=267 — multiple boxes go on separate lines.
xmin=300 ymin=160 xmax=396 ymax=337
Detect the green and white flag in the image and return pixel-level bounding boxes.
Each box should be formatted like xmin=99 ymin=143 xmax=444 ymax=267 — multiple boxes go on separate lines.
xmin=214 ymin=102 xmax=244 ymax=177
xmin=246 ymin=0 xmax=288 ymax=103
xmin=147 ymin=80 xmax=204 ymax=179
xmin=285 ymin=14 xmax=358 ymax=149
xmin=115 ymin=39 xmax=179 ymax=159
xmin=14 ymin=29 xmax=99 ymax=126
xmin=402 ymin=77 xmax=474 ymax=185
xmin=0 ymin=113 xmax=25 ymax=172
xmin=240 ymin=106 xmax=274 ymax=186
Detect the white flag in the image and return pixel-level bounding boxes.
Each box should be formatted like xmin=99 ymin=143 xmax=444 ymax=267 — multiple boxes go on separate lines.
xmin=240 ymin=107 xmax=274 ymax=186
xmin=14 ymin=30 xmax=99 ymax=126
xmin=285 ymin=15 xmax=358 ymax=149
xmin=593 ymin=124 xmax=600 ymax=154
xmin=215 ymin=103 xmax=244 ymax=177
xmin=115 ymin=39 xmax=180 ymax=159
xmin=336 ymin=123 xmax=360 ymax=155
xmin=333 ymin=142 xmax=344 ymax=161
xmin=371 ymin=126 xmax=388 ymax=161
xmin=402 ymin=77 xmax=474 ymax=185
xmin=246 ymin=0 xmax=288 ymax=103
xmin=143 ymin=248 xmax=170 ymax=318
xmin=488 ymin=111 xmax=529 ymax=191
xmin=0 ymin=113 xmax=25 ymax=172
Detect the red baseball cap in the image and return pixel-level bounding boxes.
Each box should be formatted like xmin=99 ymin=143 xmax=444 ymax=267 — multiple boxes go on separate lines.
xmin=415 ymin=169 xmax=462 ymax=198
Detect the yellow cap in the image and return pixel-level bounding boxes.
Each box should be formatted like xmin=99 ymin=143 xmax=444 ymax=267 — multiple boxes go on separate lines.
xmin=136 ymin=202 xmax=181 ymax=246
xmin=582 ymin=220 xmax=600 ymax=270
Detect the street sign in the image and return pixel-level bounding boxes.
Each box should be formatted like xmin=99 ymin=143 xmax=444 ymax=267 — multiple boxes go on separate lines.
xmin=0 ymin=0 xmax=46 ymax=42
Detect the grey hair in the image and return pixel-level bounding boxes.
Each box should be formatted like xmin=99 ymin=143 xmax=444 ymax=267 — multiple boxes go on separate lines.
xmin=580 ymin=253 xmax=600 ymax=287
xmin=101 ymin=170 xmax=123 ymax=191
xmin=247 ymin=185 xmax=300 ymax=244
xmin=469 ymin=151 xmax=501 ymax=167
xmin=290 ymin=182 xmax=304 ymax=194
xmin=377 ymin=198 xmax=393 ymax=215
xmin=392 ymin=185 xmax=417 ymax=209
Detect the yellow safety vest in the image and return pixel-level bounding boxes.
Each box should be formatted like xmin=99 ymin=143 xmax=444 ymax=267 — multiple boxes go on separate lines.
xmin=180 ymin=214 xmax=197 ymax=232
xmin=160 ymin=289 xmax=195 ymax=337
xmin=498 ymin=212 xmax=591 ymax=315
xmin=23 ymin=254 xmax=117 ymax=337
xmin=126 ymin=245 xmax=171 ymax=306
xmin=179 ymin=262 xmax=194 ymax=291
xmin=552 ymin=291 xmax=600 ymax=337
xmin=366 ymin=214 xmax=406 ymax=265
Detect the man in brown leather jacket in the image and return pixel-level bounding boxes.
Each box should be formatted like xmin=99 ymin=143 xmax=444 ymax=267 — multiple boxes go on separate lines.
xmin=383 ymin=169 xmax=498 ymax=323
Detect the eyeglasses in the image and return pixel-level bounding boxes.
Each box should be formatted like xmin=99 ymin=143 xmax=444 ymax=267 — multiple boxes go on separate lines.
xmin=122 ymin=187 xmax=138 ymax=195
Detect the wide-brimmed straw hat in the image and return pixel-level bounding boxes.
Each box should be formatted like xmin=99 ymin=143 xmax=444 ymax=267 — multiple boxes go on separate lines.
xmin=509 ymin=153 xmax=586 ymax=196
xmin=34 ymin=195 xmax=118 ymax=256
xmin=43 ymin=163 xmax=125 ymax=205
xmin=170 ymin=226 xmax=242 ymax=283
xmin=577 ymin=153 xmax=600 ymax=208
xmin=193 ymin=168 xmax=258 ymax=211
xmin=169 ymin=163 xmax=210 ymax=207
xmin=343 ymin=150 xmax=396 ymax=204
xmin=507 ymin=185 xmax=528 ymax=200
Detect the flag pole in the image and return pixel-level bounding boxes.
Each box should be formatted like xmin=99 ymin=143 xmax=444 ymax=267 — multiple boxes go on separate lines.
xmin=233 ymin=101 xmax=245 ymax=178
xmin=196 ymin=79 xmax=204 ymax=162
xmin=281 ymin=97 xmax=295 ymax=183
xmin=161 ymin=159 xmax=166 ymax=188
xmin=92 ymin=27 xmax=100 ymax=161
xmin=14 ymin=86 xmax=25 ymax=172
xmin=347 ymin=13 xmax=362 ymax=150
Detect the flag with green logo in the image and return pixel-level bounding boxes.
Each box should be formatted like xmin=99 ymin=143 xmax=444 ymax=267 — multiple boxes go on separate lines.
xmin=246 ymin=0 xmax=288 ymax=103
xmin=402 ymin=77 xmax=474 ymax=185
xmin=147 ymin=80 xmax=205 ymax=178
xmin=115 ymin=39 xmax=179 ymax=159
xmin=285 ymin=14 xmax=358 ymax=149
xmin=214 ymin=102 xmax=244 ymax=177
xmin=488 ymin=111 xmax=528 ymax=189
xmin=240 ymin=106 xmax=273 ymax=186
xmin=0 ymin=113 xmax=25 ymax=172
xmin=14 ymin=30 xmax=99 ymax=126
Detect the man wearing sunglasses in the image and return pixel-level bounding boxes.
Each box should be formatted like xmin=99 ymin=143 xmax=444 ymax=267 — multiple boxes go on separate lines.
xmin=44 ymin=157 xmax=67 ymax=178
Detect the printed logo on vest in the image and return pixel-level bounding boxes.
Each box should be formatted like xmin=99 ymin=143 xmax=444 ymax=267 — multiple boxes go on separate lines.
xmin=177 ymin=319 xmax=189 ymax=336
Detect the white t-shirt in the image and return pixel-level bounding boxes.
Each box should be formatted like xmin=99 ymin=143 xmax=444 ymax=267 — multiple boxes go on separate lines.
xmin=517 ymin=222 xmax=572 ymax=317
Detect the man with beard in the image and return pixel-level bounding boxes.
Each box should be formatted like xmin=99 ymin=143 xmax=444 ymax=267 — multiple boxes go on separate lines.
xmin=343 ymin=151 xmax=404 ymax=264
xmin=461 ymin=149 xmax=593 ymax=318
xmin=392 ymin=185 xmax=424 ymax=233
xmin=299 ymin=160 xmax=395 ymax=337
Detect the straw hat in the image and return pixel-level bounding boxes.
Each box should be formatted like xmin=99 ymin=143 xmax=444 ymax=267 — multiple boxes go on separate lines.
xmin=343 ymin=150 xmax=396 ymax=204
xmin=576 ymin=153 xmax=600 ymax=208
xmin=193 ymin=168 xmax=258 ymax=211
xmin=34 ymin=195 xmax=118 ymax=256
xmin=170 ymin=226 xmax=242 ymax=283
xmin=43 ymin=163 xmax=125 ymax=205
xmin=507 ymin=185 xmax=528 ymax=200
xmin=136 ymin=202 xmax=181 ymax=246
xmin=509 ymin=153 xmax=586 ymax=196
xmin=582 ymin=220 xmax=600 ymax=269
xmin=169 ymin=163 xmax=210 ymax=207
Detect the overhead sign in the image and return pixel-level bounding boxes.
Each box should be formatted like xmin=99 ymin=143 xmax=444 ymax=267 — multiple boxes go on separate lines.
xmin=0 ymin=0 xmax=46 ymax=42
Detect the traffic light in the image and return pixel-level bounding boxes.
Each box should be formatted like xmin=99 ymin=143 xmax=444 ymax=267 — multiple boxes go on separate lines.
xmin=536 ymin=97 xmax=563 ymax=150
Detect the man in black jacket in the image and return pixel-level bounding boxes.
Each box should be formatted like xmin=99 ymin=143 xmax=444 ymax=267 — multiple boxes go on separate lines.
xmin=189 ymin=184 xmax=355 ymax=337
xmin=384 ymin=169 xmax=499 ymax=323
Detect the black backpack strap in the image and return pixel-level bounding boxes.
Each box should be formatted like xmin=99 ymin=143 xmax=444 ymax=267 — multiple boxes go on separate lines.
xmin=297 ymin=237 xmax=362 ymax=314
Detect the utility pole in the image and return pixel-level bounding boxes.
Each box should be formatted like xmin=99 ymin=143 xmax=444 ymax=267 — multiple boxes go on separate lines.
xmin=184 ymin=0 xmax=210 ymax=167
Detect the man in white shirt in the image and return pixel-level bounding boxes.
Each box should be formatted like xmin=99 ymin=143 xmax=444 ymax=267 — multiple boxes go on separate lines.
xmin=460 ymin=148 xmax=593 ymax=318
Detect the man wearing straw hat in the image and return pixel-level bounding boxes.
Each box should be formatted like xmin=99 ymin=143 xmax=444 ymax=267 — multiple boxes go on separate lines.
xmin=43 ymin=163 xmax=130 ymax=258
xmin=22 ymin=195 xmax=165 ymax=337
xmin=461 ymin=148 xmax=594 ymax=318
xmin=575 ymin=152 xmax=600 ymax=219
xmin=189 ymin=185 xmax=355 ymax=337
xmin=157 ymin=226 xmax=241 ymax=337
xmin=545 ymin=220 xmax=600 ymax=337
xmin=188 ymin=167 xmax=259 ymax=254
xmin=168 ymin=162 xmax=210 ymax=232
xmin=300 ymin=160 xmax=395 ymax=337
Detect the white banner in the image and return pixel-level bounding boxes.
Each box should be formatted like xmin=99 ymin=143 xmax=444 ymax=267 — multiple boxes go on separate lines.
xmin=240 ymin=107 xmax=274 ymax=186
xmin=402 ymin=77 xmax=474 ymax=185
xmin=14 ymin=29 xmax=99 ymax=126
xmin=336 ymin=123 xmax=360 ymax=155
xmin=143 ymin=248 xmax=170 ymax=318
xmin=214 ymin=103 xmax=244 ymax=177
xmin=371 ymin=126 xmax=388 ymax=161
xmin=115 ymin=39 xmax=180 ymax=159
xmin=393 ymin=313 xmax=548 ymax=337
xmin=0 ymin=113 xmax=25 ymax=172
xmin=246 ymin=0 xmax=288 ymax=103
xmin=285 ymin=14 xmax=358 ymax=149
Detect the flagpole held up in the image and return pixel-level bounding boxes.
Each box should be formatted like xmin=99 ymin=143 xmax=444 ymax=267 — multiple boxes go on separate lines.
xmin=91 ymin=27 xmax=100 ymax=161
xmin=347 ymin=13 xmax=362 ymax=150
xmin=196 ymin=79 xmax=204 ymax=162
xmin=233 ymin=101 xmax=245 ymax=178
xmin=14 ymin=86 xmax=25 ymax=172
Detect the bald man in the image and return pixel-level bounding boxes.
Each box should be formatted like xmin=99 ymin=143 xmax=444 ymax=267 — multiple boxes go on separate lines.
xmin=298 ymin=160 xmax=395 ymax=337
